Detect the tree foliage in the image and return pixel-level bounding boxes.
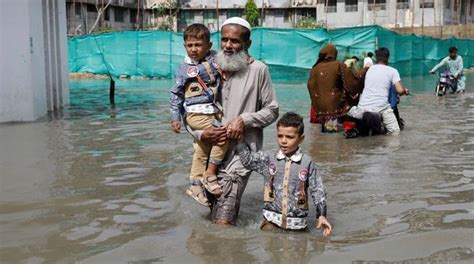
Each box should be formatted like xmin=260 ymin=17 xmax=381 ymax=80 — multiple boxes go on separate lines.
xmin=244 ymin=0 xmax=260 ymax=27
xmin=156 ymin=0 xmax=179 ymax=31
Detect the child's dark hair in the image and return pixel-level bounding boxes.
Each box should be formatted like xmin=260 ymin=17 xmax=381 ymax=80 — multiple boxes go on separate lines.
xmin=184 ymin=23 xmax=210 ymax=43
xmin=449 ymin=46 xmax=457 ymax=53
xmin=277 ymin=112 xmax=304 ymax=135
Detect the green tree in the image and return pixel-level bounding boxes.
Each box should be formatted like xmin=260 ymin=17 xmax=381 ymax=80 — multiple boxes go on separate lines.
xmin=156 ymin=0 xmax=179 ymax=31
xmin=244 ymin=0 xmax=259 ymax=27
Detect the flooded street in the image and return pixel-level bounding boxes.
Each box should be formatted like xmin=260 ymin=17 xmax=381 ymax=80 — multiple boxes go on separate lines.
xmin=1 ymin=75 xmax=473 ymax=263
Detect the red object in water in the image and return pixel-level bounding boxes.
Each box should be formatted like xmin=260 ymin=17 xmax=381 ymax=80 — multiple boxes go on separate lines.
xmin=343 ymin=121 xmax=355 ymax=132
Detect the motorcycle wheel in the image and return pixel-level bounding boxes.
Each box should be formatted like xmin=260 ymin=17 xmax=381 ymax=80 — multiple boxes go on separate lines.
xmin=435 ymin=84 xmax=443 ymax=96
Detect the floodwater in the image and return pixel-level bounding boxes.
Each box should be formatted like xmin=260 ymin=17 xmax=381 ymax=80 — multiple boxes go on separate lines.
xmin=1 ymin=74 xmax=473 ymax=263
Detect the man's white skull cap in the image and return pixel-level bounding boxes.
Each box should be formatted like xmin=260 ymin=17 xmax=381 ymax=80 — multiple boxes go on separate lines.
xmin=221 ymin=17 xmax=251 ymax=31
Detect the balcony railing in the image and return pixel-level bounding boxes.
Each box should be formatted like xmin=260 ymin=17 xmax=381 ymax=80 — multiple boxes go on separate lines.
xmin=345 ymin=4 xmax=358 ymax=12
xmin=396 ymin=2 xmax=410 ymax=9
xmin=368 ymin=3 xmax=386 ymax=11
xmin=420 ymin=2 xmax=434 ymax=8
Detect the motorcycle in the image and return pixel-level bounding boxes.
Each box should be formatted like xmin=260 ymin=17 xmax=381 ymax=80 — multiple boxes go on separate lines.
xmin=434 ymin=71 xmax=458 ymax=96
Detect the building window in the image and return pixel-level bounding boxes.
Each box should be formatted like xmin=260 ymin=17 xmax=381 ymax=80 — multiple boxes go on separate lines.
xmin=368 ymin=0 xmax=387 ymax=11
xmin=115 ymin=8 xmax=125 ymax=22
xmin=104 ymin=9 xmax=109 ymax=21
xmin=284 ymin=9 xmax=290 ymax=22
xmin=203 ymin=10 xmax=216 ymax=27
xmin=297 ymin=8 xmax=316 ymax=19
xmin=87 ymin=4 xmax=97 ymax=13
xmin=397 ymin=0 xmax=410 ymax=9
xmin=180 ymin=11 xmax=194 ymax=26
xmin=345 ymin=0 xmax=358 ymax=12
xmin=227 ymin=9 xmax=243 ymax=18
xmin=420 ymin=0 xmax=434 ymax=8
xmin=130 ymin=9 xmax=137 ymax=23
xmin=272 ymin=9 xmax=289 ymax=23
xmin=325 ymin=0 xmax=337 ymax=13
xmin=75 ymin=3 xmax=82 ymax=16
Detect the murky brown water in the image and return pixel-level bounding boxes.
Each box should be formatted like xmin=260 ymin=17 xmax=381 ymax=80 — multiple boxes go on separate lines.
xmin=1 ymin=77 xmax=473 ymax=263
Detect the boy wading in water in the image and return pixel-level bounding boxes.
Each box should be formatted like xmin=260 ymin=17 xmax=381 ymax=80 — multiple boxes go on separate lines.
xmin=170 ymin=24 xmax=227 ymax=206
xmin=236 ymin=112 xmax=332 ymax=235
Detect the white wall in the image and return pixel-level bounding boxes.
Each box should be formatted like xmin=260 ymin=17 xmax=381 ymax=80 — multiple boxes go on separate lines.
xmin=315 ymin=0 xmax=443 ymax=29
xmin=0 ymin=0 xmax=69 ymax=122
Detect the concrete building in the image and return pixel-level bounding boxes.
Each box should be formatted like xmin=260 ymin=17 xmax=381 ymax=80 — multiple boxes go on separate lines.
xmin=155 ymin=0 xmax=472 ymax=31
xmin=1 ymin=0 xmax=69 ymax=122
xmin=66 ymin=0 xmax=146 ymax=35
xmin=311 ymin=0 xmax=473 ymax=29
xmin=67 ymin=1 xmax=473 ymax=33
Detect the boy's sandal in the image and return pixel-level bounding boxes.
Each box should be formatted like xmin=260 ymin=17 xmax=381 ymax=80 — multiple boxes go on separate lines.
xmin=201 ymin=175 xmax=223 ymax=196
xmin=186 ymin=185 xmax=210 ymax=207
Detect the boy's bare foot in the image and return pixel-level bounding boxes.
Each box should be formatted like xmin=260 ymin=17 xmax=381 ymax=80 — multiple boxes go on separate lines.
xmin=214 ymin=219 xmax=232 ymax=225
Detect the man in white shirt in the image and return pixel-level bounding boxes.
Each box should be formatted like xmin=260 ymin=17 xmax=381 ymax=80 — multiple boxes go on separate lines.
xmin=348 ymin=48 xmax=408 ymax=135
xmin=363 ymin=52 xmax=374 ymax=68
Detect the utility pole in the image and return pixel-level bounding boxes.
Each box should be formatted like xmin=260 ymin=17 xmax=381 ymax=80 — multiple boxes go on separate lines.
xmin=395 ymin=1 xmax=398 ymax=28
xmin=433 ymin=0 xmax=438 ymax=38
xmin=421 ymin=0 xmax=425 ymax=35
xmin=216 ymin=0 xmax=220 ymax=32
xmin=72 ymin=0 xmax=76 ymax=35
xmin=136 ymin=0 xmax=140 ymax=30
xmin=81 ymin=2 xmax=87 ymax=33
xmin=373 ymin=0 xmax=376 ymax=25
xmin=458 ymin=0 xmax=462 ymax=25
xmin=451 ymin=0 xmax=454 ymax=25
xmin=466 ymin=0 xmax=470 ymax=24
xmin=169 ymin=0 xmax=173 ymax=31
xmin=411 ymin=0 xmax=415 ymax=30
xmin=325 ymin=0 xmax=328 ymax=28
xmin=361 ymin=0 xmax=365 ymax=26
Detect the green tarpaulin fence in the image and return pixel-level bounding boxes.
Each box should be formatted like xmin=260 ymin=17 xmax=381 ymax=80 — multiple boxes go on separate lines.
xmin=68 ymin=25 xmax=473 ymax=79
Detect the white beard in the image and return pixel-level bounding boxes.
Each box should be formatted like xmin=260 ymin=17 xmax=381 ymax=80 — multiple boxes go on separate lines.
xmin=215 ymin=50 xmax=248 ymax=72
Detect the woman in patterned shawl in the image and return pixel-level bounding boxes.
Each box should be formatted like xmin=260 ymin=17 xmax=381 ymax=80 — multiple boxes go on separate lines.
xmin=307 ymin=44 xmax=367 ymax=132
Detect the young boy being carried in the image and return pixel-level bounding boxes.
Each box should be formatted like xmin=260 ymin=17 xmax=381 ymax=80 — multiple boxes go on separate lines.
xmin=170 ymin=24 xmax=227 ymax=207
xmin=236 ymin=112 xmax=332 ymax=235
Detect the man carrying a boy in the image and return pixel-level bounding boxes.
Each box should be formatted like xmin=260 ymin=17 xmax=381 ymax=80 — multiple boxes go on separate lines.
xmin=187 ymin=17 xmax=279 ymax=225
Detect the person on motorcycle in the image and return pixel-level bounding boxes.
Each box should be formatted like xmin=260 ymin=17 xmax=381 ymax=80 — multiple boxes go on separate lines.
xmin=346 ymin=47 xmax=409 ymax=137
xmin=430 ymin=47 xmax=465 ymax=94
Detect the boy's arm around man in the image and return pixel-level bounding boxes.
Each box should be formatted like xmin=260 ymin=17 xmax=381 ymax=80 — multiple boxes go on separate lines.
xmin=235 ymin=142 xmax=271 ymax=178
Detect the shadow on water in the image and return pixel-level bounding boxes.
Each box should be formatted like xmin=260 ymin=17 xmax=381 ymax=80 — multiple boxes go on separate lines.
xmin=0 ymin=74 xmax=473 ymax=263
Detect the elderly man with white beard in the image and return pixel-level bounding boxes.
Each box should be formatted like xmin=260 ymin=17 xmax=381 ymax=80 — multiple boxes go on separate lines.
xmin=187 ymin=17 xmax=279 ymax=225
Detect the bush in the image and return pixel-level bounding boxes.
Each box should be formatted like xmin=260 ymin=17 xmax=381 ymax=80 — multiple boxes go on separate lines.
xmin=295 ymin=16 xmax=323 ymax=29
xmin=96 ymin=26 xmax=113 ymax=33
xmin=244 ymin=0 xmax=259 ymax=27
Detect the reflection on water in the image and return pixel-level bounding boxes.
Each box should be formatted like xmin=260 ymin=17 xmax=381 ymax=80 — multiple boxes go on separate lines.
xmin=1 ymin=75 xmax=473 ymax=263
